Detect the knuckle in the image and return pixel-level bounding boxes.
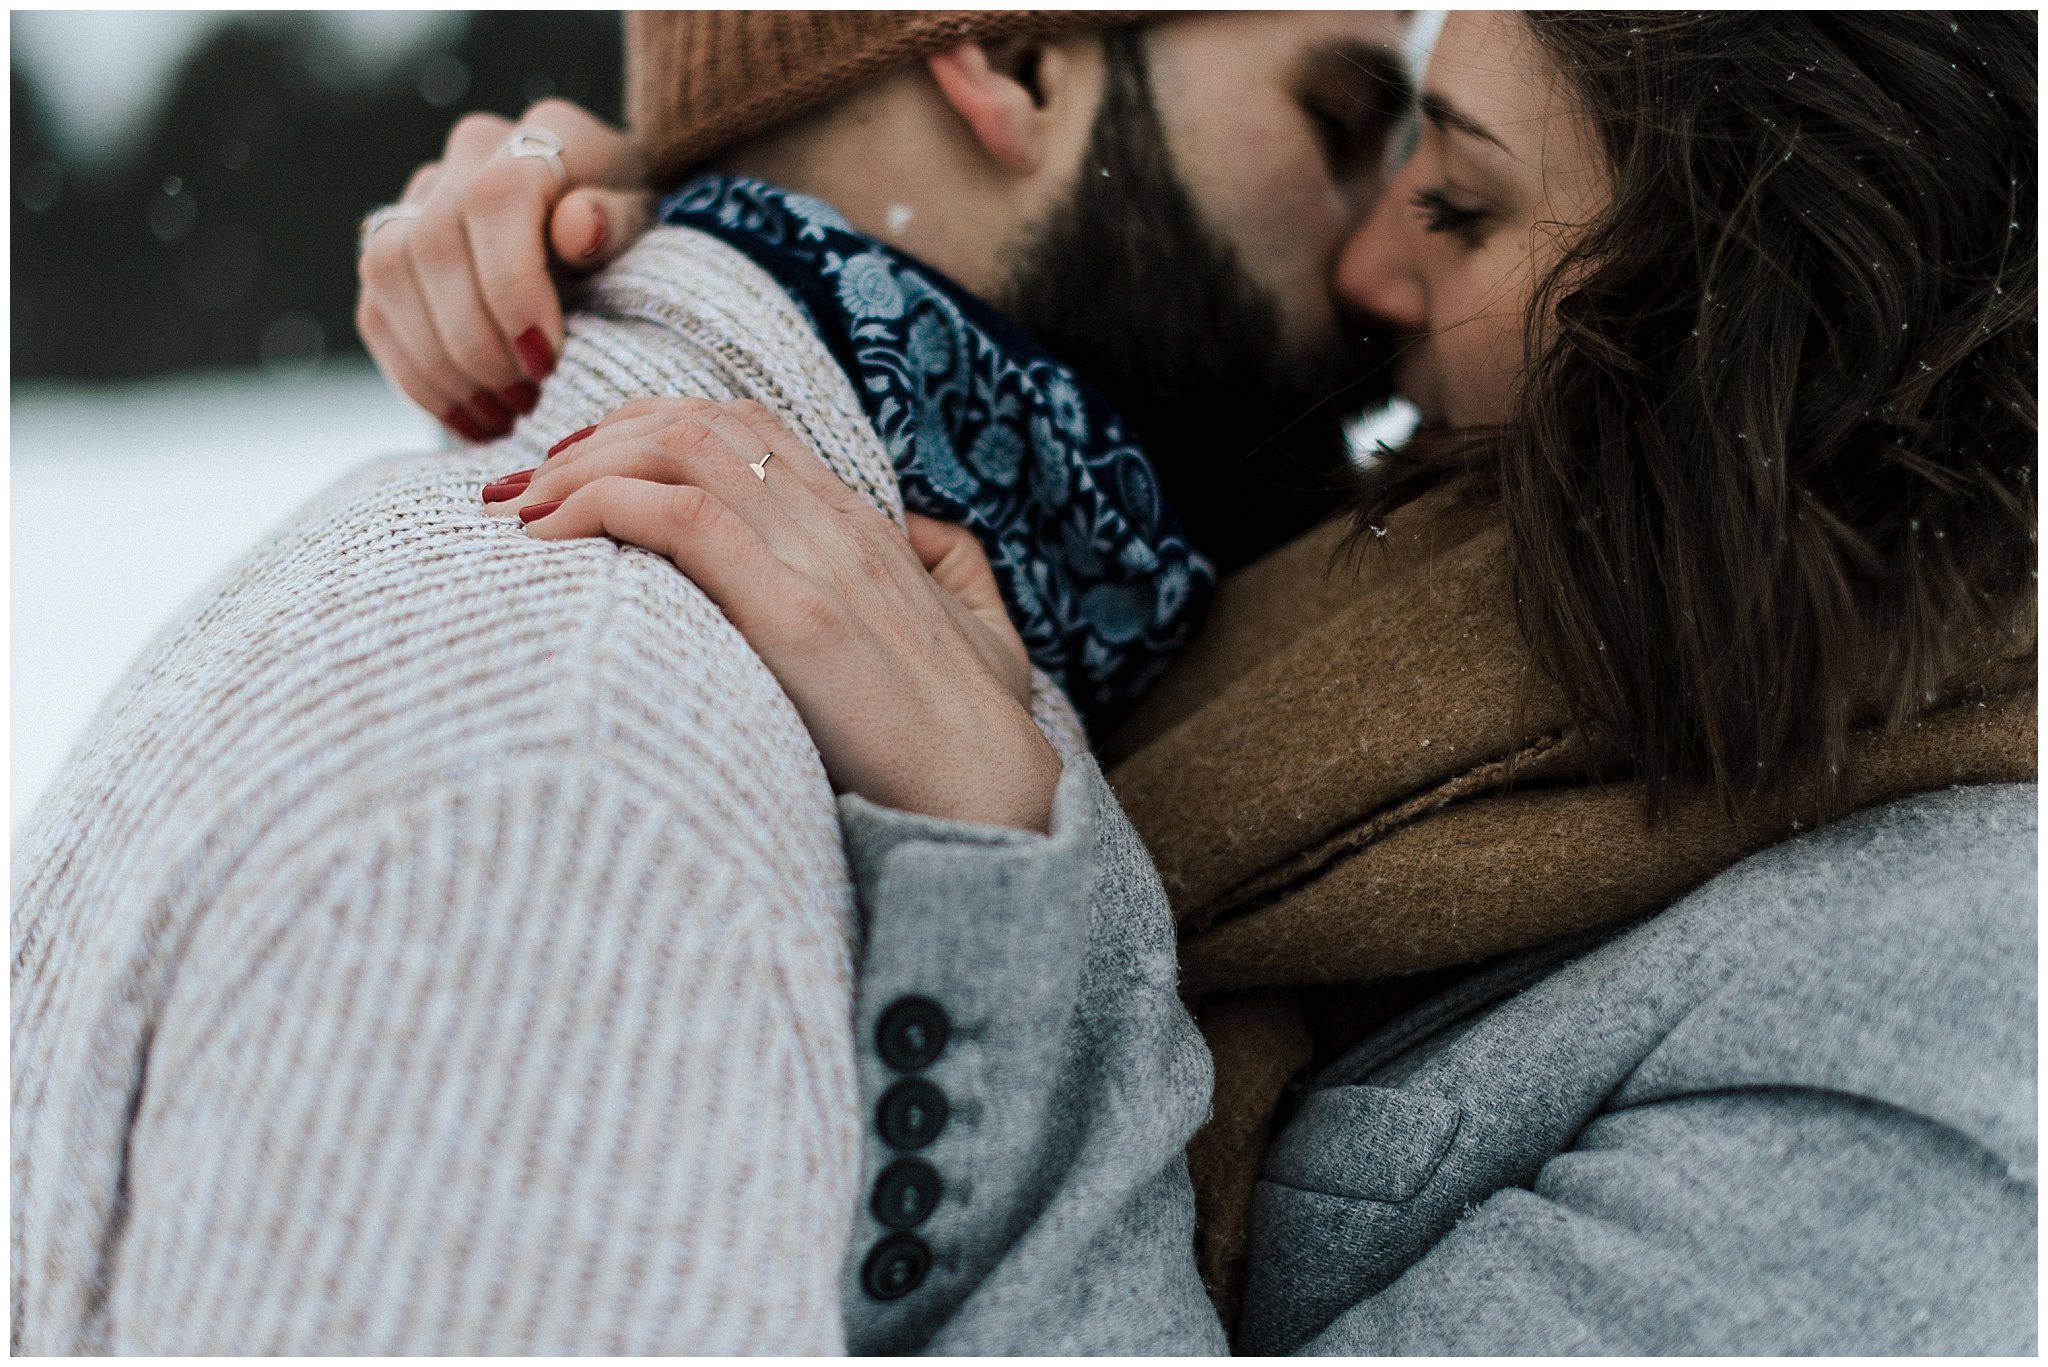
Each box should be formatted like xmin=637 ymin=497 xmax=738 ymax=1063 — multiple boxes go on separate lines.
xmin=471 ymin=248 xmax=541 ymax=296
xmin=471 ymin=266 xmax=536 ymax=315
xmin=449 ymin=112 xmax=510 ymax=157
xmin=728 ymin=399 xmax=788 ymax=436
xmin=357 ymin=240 xmax=408 ymax=292
xmin=401 ymin=160 xmax=441 ymax=199
xmin=521 ymin=98 xmax=581 ymax=129
xmin=405 ymin=218 xmax=467 ymax=273
xmin=654 ymin=418 xmax=720 ymax=462
xmin=578 ymin=474 xmax=631 ymax=520
xmin=353 ymin=299 xmax=385 ymax=343
xmin=853 ymin=504 xmax=908 ymax=547
xmin=657 ymin=481 xmax=721 ymax=535
xmin=453 ymin=339 xmax=502 ymax=380
xmin=660 ymin=396 xmax=724 ymax=420
xmin=848 ymin=535 xmax=900 ymax=588
xmin=466 ymin=162 xmax=534 ymax=217
xmin=957 ymin=533 xmax=995 ymax=573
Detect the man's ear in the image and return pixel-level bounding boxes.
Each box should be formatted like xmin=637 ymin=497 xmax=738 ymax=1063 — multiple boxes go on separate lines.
xmin=926 ymin=38 xmax=1060 ymax=174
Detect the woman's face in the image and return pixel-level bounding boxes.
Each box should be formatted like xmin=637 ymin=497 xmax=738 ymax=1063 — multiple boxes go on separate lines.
xmin=1334 ymin=12 xmax=1609 ymax=429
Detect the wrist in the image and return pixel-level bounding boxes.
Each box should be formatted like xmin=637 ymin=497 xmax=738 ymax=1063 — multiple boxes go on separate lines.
xmin=963 ymin=716 xmax=1063 ymax=834
xmin=871 ymin=695 xmax=1063 ymax=834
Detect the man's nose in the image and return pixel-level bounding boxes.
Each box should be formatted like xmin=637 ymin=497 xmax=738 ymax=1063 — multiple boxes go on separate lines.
xmin=1332 ymin=181 xmax=1428 ymax=338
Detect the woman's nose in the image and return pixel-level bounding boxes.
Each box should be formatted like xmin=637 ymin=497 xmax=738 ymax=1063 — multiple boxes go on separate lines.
xmin=1333 ymin=182 xmax=1428 ymax=338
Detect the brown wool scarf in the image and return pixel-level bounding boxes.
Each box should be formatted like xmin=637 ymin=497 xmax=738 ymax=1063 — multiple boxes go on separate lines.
xmin=625 ymin=10 xmax=1137 ymax=189
xmin=1101 ymin=494 xmax=2038 ymax=1325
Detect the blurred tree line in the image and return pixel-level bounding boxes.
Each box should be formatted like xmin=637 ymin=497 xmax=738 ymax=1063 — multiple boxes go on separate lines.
xmin=12 ymin=12 xmax=622 ymax=382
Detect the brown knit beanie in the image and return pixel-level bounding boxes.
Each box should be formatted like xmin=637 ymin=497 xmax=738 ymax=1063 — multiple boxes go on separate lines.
xmin=625 ymin=10 xmax=1136 ymax=190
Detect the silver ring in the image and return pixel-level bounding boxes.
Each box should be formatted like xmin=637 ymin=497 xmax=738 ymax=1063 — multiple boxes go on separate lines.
xmin=358 ymin=202 xmax=423 ymax=249
xmin=504 ymin=125 xmax=566 ymax=186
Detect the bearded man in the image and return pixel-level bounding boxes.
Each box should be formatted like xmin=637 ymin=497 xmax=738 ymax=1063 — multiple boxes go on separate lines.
xmin=13 ymin=11 xmax=1410 ymax=1353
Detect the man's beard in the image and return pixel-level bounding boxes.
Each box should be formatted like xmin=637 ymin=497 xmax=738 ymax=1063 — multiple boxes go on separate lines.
xmin=998 ymin=27 xmax=1400 ymax=573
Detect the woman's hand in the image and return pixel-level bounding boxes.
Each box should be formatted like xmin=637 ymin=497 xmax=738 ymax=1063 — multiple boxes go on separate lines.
xmin=486 ymin=398 xmax=1063 ymax=833
xmin=356 ymin=99 xmax=655 ymax=444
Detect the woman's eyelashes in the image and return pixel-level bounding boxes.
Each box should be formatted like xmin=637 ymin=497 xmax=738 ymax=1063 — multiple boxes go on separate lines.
xmin=1411 ymin=187 xmax=1490 ymax=242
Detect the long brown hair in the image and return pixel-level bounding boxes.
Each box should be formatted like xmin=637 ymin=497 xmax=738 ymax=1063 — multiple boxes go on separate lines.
xmin=1361 ymin=10 xmax=2036 ymax=816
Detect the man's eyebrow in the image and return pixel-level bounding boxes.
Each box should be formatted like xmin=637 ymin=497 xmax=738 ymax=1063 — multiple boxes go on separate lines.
xmin=1418 ymin=91 xmax=1509 ymax=152
xmin=1325 ymin=38 xmax=1416 ymax=117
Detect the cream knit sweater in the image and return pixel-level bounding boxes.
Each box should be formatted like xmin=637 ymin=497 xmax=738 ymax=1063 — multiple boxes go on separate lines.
xmin=11 ymin=228 xmax=1087 ymax=1354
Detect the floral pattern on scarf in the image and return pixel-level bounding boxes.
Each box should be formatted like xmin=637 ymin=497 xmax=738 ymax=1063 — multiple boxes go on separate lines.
xmin=660 ymin=174 xmax=1214 ymax=732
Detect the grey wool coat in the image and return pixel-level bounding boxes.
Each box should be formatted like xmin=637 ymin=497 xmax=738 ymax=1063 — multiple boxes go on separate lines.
xmin=834 ymin=762 xmax=2037 ymax=1354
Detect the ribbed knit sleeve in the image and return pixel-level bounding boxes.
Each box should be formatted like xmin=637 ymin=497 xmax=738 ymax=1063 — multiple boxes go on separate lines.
xmin=14 ymin=228 xmax=1089 ymax=1353
xmin=107 ymin=753 xmax=854 ymax=1353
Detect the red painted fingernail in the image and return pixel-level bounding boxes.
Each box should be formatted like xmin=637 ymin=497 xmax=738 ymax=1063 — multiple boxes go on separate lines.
xmin=547 ymin=424 xmax=598 ymax=458
xmin=515 ymin=326 xmax=556 ymax=380
xmin=581 ymin=207 xmax=610 ymax=261
xmin=444 ymin=408 xmax=491 ymax=444
xmin=481 ymin=472 xmax=535 ymax=502
xmin=470 ymin=390 xmax=513 ymax=429
xmin=501 ymin=381 xmax=540 ymax=415
xmin=519 ymin=499 xmax=565 ymax=525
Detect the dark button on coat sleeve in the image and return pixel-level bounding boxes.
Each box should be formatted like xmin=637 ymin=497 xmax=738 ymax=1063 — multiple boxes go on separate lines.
xmin=872 ymin=1158 xmax=943 ymax=1230
xmin=862 ymin=1234 xmax=932 ymax=1301
xmin=876 ymin=1079 xmax=949 ymax=1151
xmin=877 ymin=997 xmax=951 ymax=1071
xmin=835 ymin=754 xmax=1225 ymax=1353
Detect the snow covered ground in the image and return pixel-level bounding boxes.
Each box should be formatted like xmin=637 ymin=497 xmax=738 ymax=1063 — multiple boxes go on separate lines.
xmin=12 ymin=365 xmax=439 ymax=828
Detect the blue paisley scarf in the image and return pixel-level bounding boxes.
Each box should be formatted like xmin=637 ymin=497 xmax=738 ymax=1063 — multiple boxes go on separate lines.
xmin=659 ymin=174 xmax=1215 ymax=732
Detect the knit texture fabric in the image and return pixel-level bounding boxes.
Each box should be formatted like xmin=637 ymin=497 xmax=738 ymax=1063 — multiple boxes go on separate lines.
xmin=11 ymin=226 xmax=1088 ymax=1354
xmin=624 ymin=10 xmax=1134 ymax=189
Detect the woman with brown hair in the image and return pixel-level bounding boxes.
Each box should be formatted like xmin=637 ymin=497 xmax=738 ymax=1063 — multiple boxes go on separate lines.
xmin=383 ymin=10 xmax=2034 ymax=1352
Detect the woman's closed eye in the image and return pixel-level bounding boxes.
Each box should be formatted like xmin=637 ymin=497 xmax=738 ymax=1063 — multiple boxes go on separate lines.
xmin=1411 ymin=187 xmax=1491 ymax=242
